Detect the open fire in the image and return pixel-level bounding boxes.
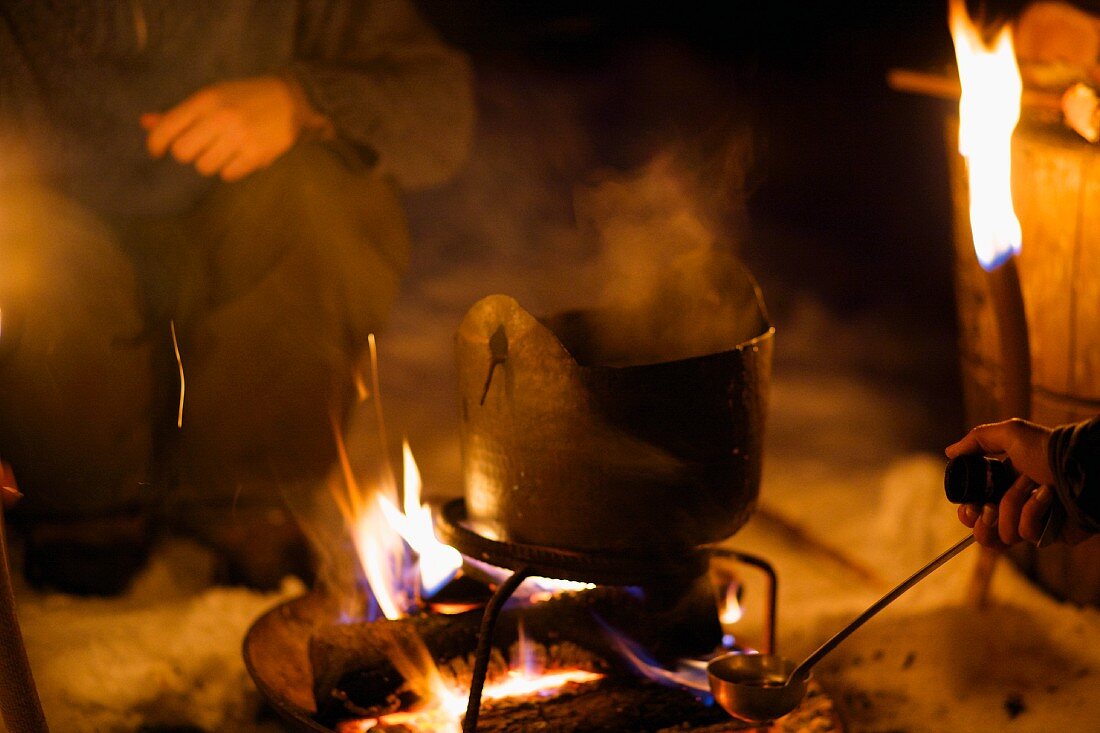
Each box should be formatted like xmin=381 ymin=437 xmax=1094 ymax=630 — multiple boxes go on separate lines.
xmin=235 ymin=247 xmax=845 ymax=732
xmin=336 ymin=622 xmax=605 ymax=733
xmin=294 ymin=334 xmax=833 ymax=732
xmin=318 ymin=339 xmax=674 ymax=730
xmin=327 ymin=428 xmax=611 ymax=730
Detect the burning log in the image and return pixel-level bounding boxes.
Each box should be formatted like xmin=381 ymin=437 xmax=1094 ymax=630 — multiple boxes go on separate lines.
xmin=473 ymin=680 xmax=840 ymax=733
xmin=310 ymin=583 xmax=722 ymax=724
xmin=362 ymin=681 xmax=839 ymax=733
xmin=473 ymin=678 xmax=737 ymax=732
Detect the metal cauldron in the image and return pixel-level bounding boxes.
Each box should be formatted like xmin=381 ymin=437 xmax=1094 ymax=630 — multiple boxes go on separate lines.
xmin=455 ymin=257 xmax=773 ymax=554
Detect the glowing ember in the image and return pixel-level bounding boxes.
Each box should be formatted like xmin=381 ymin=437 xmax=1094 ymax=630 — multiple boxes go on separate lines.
xmin=343 ymin=669 xmax=604 ymax=732
xmin=340 ymin=666 xmax=604 ymax=733
xmin=343 ymin=625 xmax=603 ymax=733
xmin=485 ymin=668 xmax=604 ymax=701
xmin=949 ymin=0 xmax=1023 ymax=270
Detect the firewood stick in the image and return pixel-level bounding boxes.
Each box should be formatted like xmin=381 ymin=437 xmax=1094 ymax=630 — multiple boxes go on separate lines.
xmin=887 ymin=67 xmax=1063 ymax=114
xmin=472 ymin=678 xmax=741 ymax=733
xmin=988 ymin=258 xmax=1033 ymax=425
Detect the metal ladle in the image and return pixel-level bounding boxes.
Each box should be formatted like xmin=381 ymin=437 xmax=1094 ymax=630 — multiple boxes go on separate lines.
xmin=707 ymin=534 xmax=976 ymax=723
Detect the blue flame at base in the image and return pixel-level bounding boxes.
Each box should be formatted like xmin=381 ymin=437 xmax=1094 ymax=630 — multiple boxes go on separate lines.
xmin=978 ymin=246 xmax=1018 ymax=273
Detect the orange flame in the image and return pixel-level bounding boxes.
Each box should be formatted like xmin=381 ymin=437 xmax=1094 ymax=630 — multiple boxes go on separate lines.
xmin=377 ymin=442 xmax=463 ymax=596
xmin=327 ymin=336 xmax=611 ymax=729
xmin=719 ymin=579 xmax=743 ymax=626
xmin=333 ymin=434 xmax=462 ymax=619
xmin=949 ymin=0 xmax=1023 ymax=270
xmin=329 ymin=335 xmax=461 ymax=620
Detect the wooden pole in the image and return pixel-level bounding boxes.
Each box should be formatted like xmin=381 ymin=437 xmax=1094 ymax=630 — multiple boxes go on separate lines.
xmin=887 ymin=67 xmax=1062 ymax=114
xmin=968 ymin=257 xmax=1032 ymax=607
xmin=987 ymin=258 xmax=1032 ymax=421
xmin=0 ymin=505 xmax=50 ymax=733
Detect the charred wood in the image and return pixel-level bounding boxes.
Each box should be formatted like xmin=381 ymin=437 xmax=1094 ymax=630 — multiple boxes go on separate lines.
xmin=311 ymin=582 xmax=721 ymax=723
xmin=473 ymin=678 xmax=729 ymax=732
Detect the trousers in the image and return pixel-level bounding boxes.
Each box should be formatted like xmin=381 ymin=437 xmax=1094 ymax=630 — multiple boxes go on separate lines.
xmin=0 ymin=143 xmax=409 ymax=523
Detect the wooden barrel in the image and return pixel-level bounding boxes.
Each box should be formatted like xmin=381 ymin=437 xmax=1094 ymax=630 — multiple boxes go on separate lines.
xmin=947 ymin=118 xmax=1100 ymax=606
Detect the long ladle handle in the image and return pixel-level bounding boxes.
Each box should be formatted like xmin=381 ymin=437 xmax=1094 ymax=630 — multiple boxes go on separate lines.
xmin=790 ymin=534 xmax=976 ymax=682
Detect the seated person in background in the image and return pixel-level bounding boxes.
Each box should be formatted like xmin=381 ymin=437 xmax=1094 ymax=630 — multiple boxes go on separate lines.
xmin=946 ymin=417 xmax=1100 ymax=547
xmin=0 ymin=1 xmax=474 ymax=593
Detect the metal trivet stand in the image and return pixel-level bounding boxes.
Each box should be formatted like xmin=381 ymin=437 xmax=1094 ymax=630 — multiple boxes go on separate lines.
xmin=436 ymin=498 xmax=778 ymax=733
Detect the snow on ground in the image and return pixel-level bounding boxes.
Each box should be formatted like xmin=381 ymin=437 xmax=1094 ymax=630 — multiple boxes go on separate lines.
xmin=728 ymin=366 xmax=1100 ymax=733
xmin=6 ymin=541 xmax=300 ymax=733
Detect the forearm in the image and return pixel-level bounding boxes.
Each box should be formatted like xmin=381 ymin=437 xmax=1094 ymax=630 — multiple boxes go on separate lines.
xmin=1047 ymin=416 xmax=1100 ymax=534
xmin=280 ymin=74 xmax=336 ymax=142
xmin=290 ymin=0 xmax=475 ymax=190
xmin=288 ymin=52 xmax=474 ymax=188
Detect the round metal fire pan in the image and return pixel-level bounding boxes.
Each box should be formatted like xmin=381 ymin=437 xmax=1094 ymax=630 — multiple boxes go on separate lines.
xmin=437 ymin=498 xmax=710 ymax=587
xmin=242 ymin=586 xmax=847 ymax=733
xmin=242 ymin=591 xmax=336 ymax=733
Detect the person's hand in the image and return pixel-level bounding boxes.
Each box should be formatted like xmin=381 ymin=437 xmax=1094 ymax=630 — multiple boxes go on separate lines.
xmin=946 ymin=418 xmax=1088 ymax=547
xmin=142 ymin=75 xmax=330 ymax=182
xmin=1 ymin=461 xmax=21 ymax=511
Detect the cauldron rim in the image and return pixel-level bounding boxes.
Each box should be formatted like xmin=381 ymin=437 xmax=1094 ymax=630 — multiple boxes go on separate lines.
xmin=537 ymin=305 xmax=775 ymax=372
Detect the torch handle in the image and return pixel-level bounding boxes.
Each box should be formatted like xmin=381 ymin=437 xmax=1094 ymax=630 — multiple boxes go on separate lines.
xmin=944 ymin=455 xmax=1016 ymax=505
xmin=987 ymin=258 xmax=1032 ymax=421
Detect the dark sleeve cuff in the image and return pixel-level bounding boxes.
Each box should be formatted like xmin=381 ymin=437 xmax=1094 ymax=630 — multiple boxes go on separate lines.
xmin=1047 ymin=416 xmax=1100 ymax=534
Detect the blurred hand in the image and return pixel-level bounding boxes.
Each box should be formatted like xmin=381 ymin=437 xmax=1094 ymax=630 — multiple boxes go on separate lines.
xmin=142 ymin=75 xmax=330 ymax=182
xmin=946 ymin=418 xmax=1089 ymax=547
xmin=1 ymin=461 xmax=20 ymax=511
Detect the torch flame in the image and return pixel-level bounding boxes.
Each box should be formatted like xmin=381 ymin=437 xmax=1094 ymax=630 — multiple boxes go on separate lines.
xmin=949 ymin=0 xmax=1023 ymax=270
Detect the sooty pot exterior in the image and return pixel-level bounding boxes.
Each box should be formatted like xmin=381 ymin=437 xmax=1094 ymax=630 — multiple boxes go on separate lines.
xmin=456 ymin=260 xmax=773 ymax=554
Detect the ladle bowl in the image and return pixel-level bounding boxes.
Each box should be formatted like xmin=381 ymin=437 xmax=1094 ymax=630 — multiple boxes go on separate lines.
xmin=708 ymin=534 xmax=976 ymax=722
xmin=707 ymin=653 xmax=806 ymax=723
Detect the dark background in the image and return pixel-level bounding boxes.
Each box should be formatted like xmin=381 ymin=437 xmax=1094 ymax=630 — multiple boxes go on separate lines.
xmin=403 ymin=1 xmax=1006 ymax=453
xmin=418 ymin=1 xmax=961 ymax=311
